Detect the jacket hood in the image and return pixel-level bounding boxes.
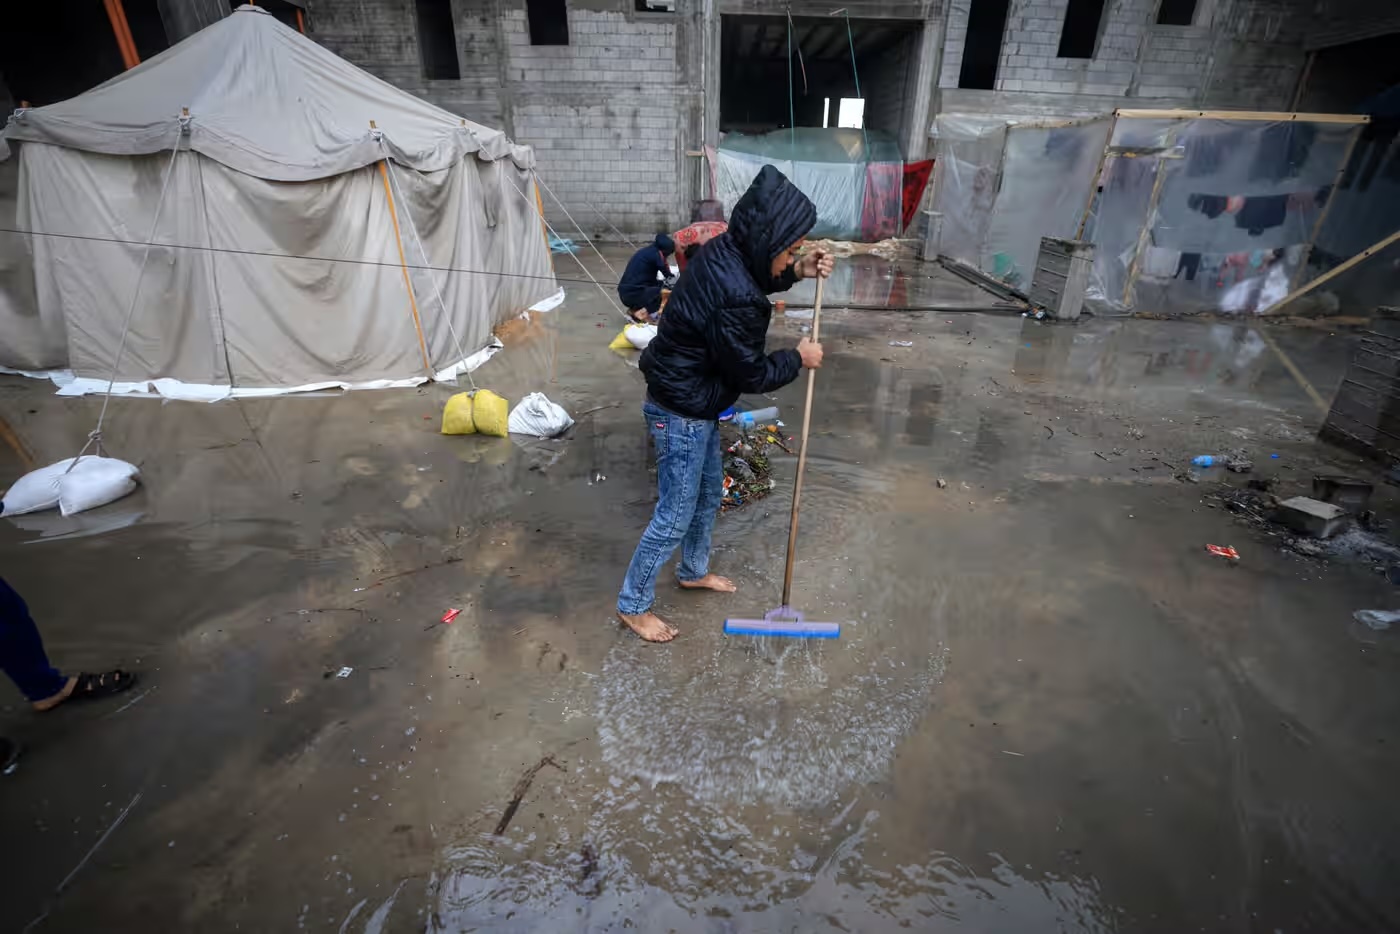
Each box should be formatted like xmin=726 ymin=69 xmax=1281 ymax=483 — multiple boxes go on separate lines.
xmin=654 ymin=233 xmax=675 ymax=255
xmin=727 ymin=165 xmax=817 ymax=293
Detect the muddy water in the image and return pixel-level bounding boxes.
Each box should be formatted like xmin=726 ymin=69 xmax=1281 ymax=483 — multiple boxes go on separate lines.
xmin=3 ymin=260 xmax=1400 ymax=932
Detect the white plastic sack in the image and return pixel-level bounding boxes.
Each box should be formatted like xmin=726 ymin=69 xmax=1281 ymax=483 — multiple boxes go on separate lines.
xmin=508 ymin=392 xmax=574 ymax=438
xmin=625 ymin=323 xmax=658 ymax=350
xmin=2 ymin=456 xmax=140 ymax=518
xmin=59 ymin=457 xmax=140 ymax=516
xmin=1 ymin=458 xmax=74 ymax=516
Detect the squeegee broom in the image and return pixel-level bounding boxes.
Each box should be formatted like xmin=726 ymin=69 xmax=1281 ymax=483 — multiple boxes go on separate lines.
xmin=725 ymin=278 xmax=844 ymax=639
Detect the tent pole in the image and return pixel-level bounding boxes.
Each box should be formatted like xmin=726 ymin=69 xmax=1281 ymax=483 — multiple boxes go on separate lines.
xmin=376 ymin=156 xmax=433 ymax=377
xmin=1075 ymin=112 xmax=1117 ymax=240
xmin=1259 ymin=227 xmax=1400 ymax=317
xmin=103 ymin=0 xmax=141 ymax=70
xmin=1121 ymin=124 xmax=1178 ymax=308
xmin=1287 ymin=123 xmax=1364 ymax=294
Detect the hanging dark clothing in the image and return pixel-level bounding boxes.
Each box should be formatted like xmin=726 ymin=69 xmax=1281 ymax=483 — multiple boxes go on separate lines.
xmin=1235 ymin=195 xmax=1288 ymax=236
xmin=1249 ymin=122 xmax=1316 ymax=182
xmin=1188 ymin=193 xmax=1229 ymax=219
xmin=1175 ymin=253 xmax=1202 ymax=281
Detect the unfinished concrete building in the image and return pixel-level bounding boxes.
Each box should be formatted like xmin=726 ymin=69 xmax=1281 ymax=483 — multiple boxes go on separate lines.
xmin=3 ymin=0 xmax=1399 ymax=235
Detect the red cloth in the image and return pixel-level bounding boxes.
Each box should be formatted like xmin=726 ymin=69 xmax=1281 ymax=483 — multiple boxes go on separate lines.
xmin=901 ymin=160 xmax=934 ymax=232
xmin=672 ymin=221 xmax=728 ymax=271
xmin=860 ymin=163 xmax=902 ymax=241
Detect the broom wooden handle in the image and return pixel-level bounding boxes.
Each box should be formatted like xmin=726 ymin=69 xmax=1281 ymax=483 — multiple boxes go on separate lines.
xmin=780 ymin=276 xmax=822 ymax=608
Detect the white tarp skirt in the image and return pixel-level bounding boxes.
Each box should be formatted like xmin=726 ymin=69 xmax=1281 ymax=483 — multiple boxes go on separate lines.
xmin=6 ymin=142 xmax=554 ymax=390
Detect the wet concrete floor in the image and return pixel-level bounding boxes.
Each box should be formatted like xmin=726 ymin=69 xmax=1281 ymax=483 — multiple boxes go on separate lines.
xmin=1 ymin=250 xmax=1398 ymax=932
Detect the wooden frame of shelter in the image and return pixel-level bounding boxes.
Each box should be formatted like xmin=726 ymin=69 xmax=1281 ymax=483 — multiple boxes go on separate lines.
xmin=1072 ymin=108 xmax=1378 ymax=316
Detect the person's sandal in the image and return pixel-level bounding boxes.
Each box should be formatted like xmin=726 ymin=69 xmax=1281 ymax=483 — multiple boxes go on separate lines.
xmin=69 ymin=669 xmax=137 ymax=702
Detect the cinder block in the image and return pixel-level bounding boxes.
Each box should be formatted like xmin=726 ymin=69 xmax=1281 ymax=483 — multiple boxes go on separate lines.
xmin=1276 ymin=497 xmax=1348 ymax=538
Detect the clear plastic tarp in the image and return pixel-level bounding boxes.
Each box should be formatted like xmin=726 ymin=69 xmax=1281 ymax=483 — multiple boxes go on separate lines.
xmin=716 ymin=128 xmax=903 ymax=241
xmin=1085 ymin=115 xmax=1360 ymax=314
xmin=1298 ymin=107 xmax=1400 ymax=316
xmin=929 ymin=114 xmax=1111 ymax=290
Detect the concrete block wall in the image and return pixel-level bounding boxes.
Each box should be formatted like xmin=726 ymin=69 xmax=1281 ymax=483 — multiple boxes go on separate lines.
xmin=502 ymin=8 xmax=687 ymax=235
xmin=937 ymin=0 xmax=1311 ymax=117
xmin=308 ymin=0 xmax=506 ymax=127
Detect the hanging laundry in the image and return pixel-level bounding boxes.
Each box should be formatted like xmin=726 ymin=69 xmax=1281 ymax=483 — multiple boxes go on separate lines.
xmin=1249 ymin=122 xmax=1316 ymax=182
xmin=1187 ymin=193 xmax=1229 ymax=219
xmin=1217 ymin=253 xmax=1251 ymax=286
xmin=900 ymin=160 xmax=934 ymax=232
xmin=860 ymin=162 xmax=903 ymax=241
xmin=1183 ymin=131 xmax=1240 ymax=177
xmin=1235 ymin=195 xmax=1288 ymax=235
xmin=1142 ymin=245 xmax=1181 ymax=278
xmin=1175 ymin=253 xmax=1202 ymax=281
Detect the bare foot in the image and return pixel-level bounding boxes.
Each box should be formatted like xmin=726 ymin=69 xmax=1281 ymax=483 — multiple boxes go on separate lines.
xmin=679 ymin=573 xmax=737 ymax=594
xmin=31 ymin=676 xmax=77 ymax=712
xmin=616 ymin=611 xmax=678 ymax=642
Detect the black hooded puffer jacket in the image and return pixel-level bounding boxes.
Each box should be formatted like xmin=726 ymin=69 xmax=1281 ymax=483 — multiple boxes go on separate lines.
xmin=639 ymin=166 xmax=817 ymax=419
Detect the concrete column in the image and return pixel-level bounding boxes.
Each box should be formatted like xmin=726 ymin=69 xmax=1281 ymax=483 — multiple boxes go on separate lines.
xmin=157 ymin=0 xmax=230 ymax=44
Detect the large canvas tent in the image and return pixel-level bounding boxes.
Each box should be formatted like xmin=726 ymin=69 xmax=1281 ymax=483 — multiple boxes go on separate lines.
xmin=0 ymin=4 xmax=555 ymax=399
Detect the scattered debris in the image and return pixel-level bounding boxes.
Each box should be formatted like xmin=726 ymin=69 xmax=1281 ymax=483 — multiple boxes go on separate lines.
xmin=494 ymin=755 xmax=565 ymax=836
xmin=1225 ymin=457 xmax=1253 ymax=473
xmin=440 ymin=608 xmax=461 ymax=624
xmin=1001 ymin=750 xmax=1025 ymax=757
xmin=1276 ymin=496 xmax=1348 ymax=539
xmin=1127 ymin=426 xmax=1145 ymax=440
xmin=1205 ymin=544 xmax=1240 ymax=560
xmin=720 ymin=424 xmax=789 ymax=511
xmin=1353 ymin=609 xmax=1400 ymax=631
xmin=888 ymin=340 xmax=914 ymax=347
xmin=936 ymin=478 xmax=947 ymax=489
xmin=1043 ymin=425 xmax=1054 ymax=439
xmin=336 ymin=667 xmax=354 ymax=679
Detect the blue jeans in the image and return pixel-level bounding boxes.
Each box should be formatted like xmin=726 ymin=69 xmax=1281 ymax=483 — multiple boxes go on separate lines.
xmin=0 ymin=576 xmax=66 ymax=702
xmin=617 ymin=401 xmax=724 ymax=614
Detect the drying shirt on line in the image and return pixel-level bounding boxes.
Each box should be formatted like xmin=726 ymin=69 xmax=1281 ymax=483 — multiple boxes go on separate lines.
xmin=1186 ymin=187 xmax=1330 ymax=235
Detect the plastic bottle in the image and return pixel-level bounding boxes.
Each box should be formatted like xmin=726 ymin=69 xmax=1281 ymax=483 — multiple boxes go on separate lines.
xmin=1192 ymin=455 xmax=1221 ymax=467
xmin=734 ymin=407 xmax=779 ymax=427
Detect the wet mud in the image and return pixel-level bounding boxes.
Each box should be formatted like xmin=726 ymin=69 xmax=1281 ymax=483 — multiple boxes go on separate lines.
xmin=1 ymin=250 xmax=1398 ymax=932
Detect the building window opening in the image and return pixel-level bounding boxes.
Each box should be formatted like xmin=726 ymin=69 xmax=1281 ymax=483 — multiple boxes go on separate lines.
xmin=415 ymin=0 xmax=460 ymax=79
xmin=1057 ymin=0 xmax=1107 ymax=59
xmin=527 ymin=0 xmax=570 ymax=45
xmin=957 ymin=0 xmax=1010 ymax=90
xmin=1156 ymin=0 xmax=1197 ymax=26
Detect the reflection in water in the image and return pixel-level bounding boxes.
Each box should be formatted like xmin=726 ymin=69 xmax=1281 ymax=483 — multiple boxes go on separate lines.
xmin=596 ymin=637 xmax=946 ymax=808
xmin=433 ymin=774 xmax=1118 ymax=932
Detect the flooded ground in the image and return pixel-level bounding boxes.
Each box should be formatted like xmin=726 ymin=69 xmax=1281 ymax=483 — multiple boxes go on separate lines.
xmin=2 ymin=248 xmax=1398 ymax=932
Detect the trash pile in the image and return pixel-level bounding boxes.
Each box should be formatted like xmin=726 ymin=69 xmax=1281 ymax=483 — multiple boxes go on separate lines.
xmin=720 ymin=422 xmax=793 ymax=512
xmin=1203 ymin=472 xmax=1398 ymax=563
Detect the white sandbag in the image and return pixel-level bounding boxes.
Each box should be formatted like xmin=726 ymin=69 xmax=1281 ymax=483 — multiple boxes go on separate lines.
xmin=57 ymin=457 xmax=140 ymax=516
xmin=625 ymin=323 xmax=658 ymax=350
xmin=1 ymin=458 xmax=76 ymax=516
xmin=508 ymin=392 xmax=575 ymax=438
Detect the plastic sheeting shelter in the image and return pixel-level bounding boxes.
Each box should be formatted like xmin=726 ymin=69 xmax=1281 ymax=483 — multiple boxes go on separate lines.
xmin=0 ymin=4 xmax=554 ymax=399
xmin=716 ymin=128 xmax=904 ymax=241
xmin=1082 ymin=109 xmax=1370 ymax=315
xmin=929 ymin=114 xmax=1112 ymax=290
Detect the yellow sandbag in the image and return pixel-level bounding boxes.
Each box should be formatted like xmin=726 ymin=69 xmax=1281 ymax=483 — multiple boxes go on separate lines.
xmin=441 ymin=392 xmax=476 ymax=435
xmin=608 ymin=329 xmax=633 ymax=351
xmin=471 ymin=389 xmax=509 ymax=437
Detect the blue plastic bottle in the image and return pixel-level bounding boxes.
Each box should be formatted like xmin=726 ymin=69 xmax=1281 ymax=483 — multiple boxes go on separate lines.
xmin=734 ymin=407 xmax=779 ymax=427
xmin=1191 ymin=455 xmax=1220 ymax=467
